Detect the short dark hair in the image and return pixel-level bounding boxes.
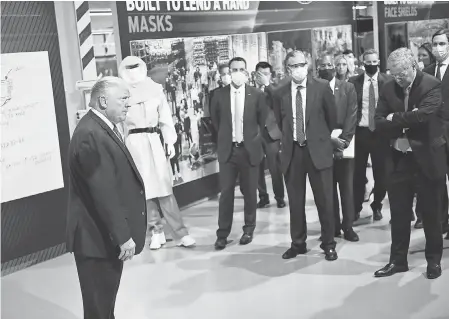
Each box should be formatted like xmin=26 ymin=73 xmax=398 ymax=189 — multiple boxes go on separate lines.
xmin=316 ymin=53 xmax=334 ymax=66
xmin=255 ymin=61 xmax=273 ymax=73
xmin=218 ymin=64 xmax=229 ymax=74
xmin=343 ymin=49 xmax=354 ymax=56
xmin=229 ymin=57 xmax=247 ymax=68
xmin=432 ymin=29 xmax=449 ymax=42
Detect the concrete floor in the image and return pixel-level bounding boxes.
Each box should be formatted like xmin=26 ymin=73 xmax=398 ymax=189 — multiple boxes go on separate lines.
xmin=1 ymin=176 xmax=449 ymax=319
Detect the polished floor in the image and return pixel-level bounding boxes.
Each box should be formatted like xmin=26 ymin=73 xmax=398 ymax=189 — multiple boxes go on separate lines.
xmin=2 ymin=174 xmax=449 ymax=319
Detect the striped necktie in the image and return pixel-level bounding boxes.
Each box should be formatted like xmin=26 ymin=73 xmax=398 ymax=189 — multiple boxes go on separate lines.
xmin=113 ymin=124 xmax=124 ymax=144
xmin=296 ymin=86 xmax=306 ymax=143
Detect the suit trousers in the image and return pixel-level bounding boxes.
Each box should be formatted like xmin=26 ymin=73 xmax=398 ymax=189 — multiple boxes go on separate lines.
xmin=258 ymin=129 xmax=284 ymax=201
xmin=333 ymin=158 xmax=356 ymax=231
xmin=388 ymin=150 xmax=443 ymax=266
xmin=74 ymin=255 xmax=123 ymax=319
xmin=217 ymin=145 xmax=258 ymax=239
xmin=147 ymin=195 xmax=189 ymax=240
xmin=354 ymin=126 xmax=388 ymax=212
xmin=285 ymin=143 xmax=336 ymax=251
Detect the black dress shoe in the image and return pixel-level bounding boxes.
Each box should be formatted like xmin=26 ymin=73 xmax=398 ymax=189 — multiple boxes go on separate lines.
xmin=276 ymin=199 xmax=286 ymax=208
xmin=371 ymin=203 xmax=383 ymax=221
xmin=257 ymin=199 xmax=270 ymax=209
xmin=282 ymin=247 xmax=307 ymax=259
xmin=343 ymin=228 xmax=359 ymax=242
xmin=374 ymin=263 xmax=409 ymax=277
xmin=427 ymin=264 xmax=442 ymax=279
xmin=324 ymin=248 xmax=338 ymax=261
xmin=239 ymin=233 xmax=253 ymax=245
xmin=214 ymin=238 xmax=227 ymax=250
xmin=414 ymin=219 xmax=423 ymax=229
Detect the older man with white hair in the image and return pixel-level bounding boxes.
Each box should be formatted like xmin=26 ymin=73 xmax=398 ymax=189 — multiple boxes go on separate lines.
xmin=374 ymin=48 xmax=446 ymax=279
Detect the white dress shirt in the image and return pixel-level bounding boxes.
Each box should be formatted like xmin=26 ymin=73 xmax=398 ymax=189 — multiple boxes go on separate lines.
xmin=435 ymin=56 xmax=449 ymax=80
xmin=359 ymin=72 xmax=379 ymax=127
xmin=230 ymin=84 xmax=245 ymax=142
xmin=329 ymin=77 xmax=336 ymax=94
xmin=291 ymin=79 xmax=307 ymax=141
xmin=91 ymin=108 xmax=124 ymax=141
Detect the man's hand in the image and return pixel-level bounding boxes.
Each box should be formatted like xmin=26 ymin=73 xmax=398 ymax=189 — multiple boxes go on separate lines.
xmin=119 ymin=238 xmax=136 ymax=261
xmin=167 ymin=144 xmax=176 ymax=159
xmin=386 ymin=114 xmax=393 ymax=121
xmin=331 ymin=137 xmax=346 ymax=151
xmin=255 ymin=71 xmax=270 ymax=87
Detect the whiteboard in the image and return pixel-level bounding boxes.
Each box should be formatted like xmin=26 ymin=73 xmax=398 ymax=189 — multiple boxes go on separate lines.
xmin=1 ymin=51 xmax=64 ymax=203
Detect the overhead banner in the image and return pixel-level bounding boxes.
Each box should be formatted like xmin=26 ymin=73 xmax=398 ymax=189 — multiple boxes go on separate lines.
xmin=117 ymin=1 xmax=353 ymax=56
xmin=382 ymin=1 xmax=449 ymax=23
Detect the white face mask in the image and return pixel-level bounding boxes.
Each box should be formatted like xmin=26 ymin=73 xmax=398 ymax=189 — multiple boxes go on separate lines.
xmin=231 ymin=71 xmax=246 ymax=87
xmin=432 ymin=45 xmax=449 ymax=62
xmin=291 ymin=68 xmax=308 ymax=83
xmin=221 ymin=74 xmax=232 ymax=86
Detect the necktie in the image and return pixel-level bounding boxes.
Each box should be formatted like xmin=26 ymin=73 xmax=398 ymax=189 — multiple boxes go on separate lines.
xmin=396 ymin=87 xmax=411 ymax=152
xmin=296 ymin=86 xmax=306 ymax=143
xmin=436 ymin=62 xmax=442 ymax=81
xmin=234 ymin=90 xmax=243 ymax=143
xmin=113 ymin=124 xmax=124 ymax=144
xmin=368 ymin=78 xmax=376 ymax=131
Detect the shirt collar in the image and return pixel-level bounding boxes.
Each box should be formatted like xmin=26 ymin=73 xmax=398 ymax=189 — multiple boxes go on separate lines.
xmin=405 ymin=70 xmax=417 ymax=93
xmin=439 ymin=56 xmax=449 ymax=66
xmin=291 ymin=78 xmax=307 ymax=90
xmin=365 ymin=71 xmax=379 ymax=82
xmin=91 ymin=108 xmax=115 ymax=131
xmin=329 ymin=77 xmax=336 ymax=92
xmin=230 ymin=84 xmax=245 ymax=94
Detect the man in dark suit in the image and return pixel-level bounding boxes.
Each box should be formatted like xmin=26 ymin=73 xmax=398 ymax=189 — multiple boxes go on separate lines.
xmin=374 ymin=48 xmax=445 ymax=279
xmin=423 ymin=29 xmax=449 ymax=239
xmin=210 ymin=57 xmax=267 ymax=250
xmin=67 ymin=77 xmax=147 ymax=318
xmin=272 ymin=50 xmax=338 ymax=261
xmin=317 ymin=54 xmax=359 ymax=242
xmin=254 ymin=62 xmax=286 ymax=209
xmin=349 ymin=49 xmax=392 ymax=221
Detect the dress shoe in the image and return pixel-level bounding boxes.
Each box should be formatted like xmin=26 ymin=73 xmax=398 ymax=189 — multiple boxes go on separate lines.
xmin=371 ymin=202 xmax=383 ymax=221
xmin=343 ymin=228 xmax=359 ymax=242
xmin=282 ymin=247 xmax=307 ymax=259
xmin=215 ymin=238 xmax=227 ymax=250
xmin=414 ymin=219 xmax=423 ymax=229
xmin=324 ymin=248 xmax=338 ymax=261
xmin=239 ymin=233 xmax=253 ymax=245
xmin=257 ymin=198 xmax=270 ymax=208
xmin=276 ymin=199 xmax=286 ymax=208
xmin=374 ymin=263 xmax=409 ymax=277
xmin=427 ymin=264 xmax=442 ymax=279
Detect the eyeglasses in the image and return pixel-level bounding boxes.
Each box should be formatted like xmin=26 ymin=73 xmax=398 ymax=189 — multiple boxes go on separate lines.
xmin=390 ymin=65 xmax=412 ymax=80
xmin=288 ymin=62 xmax=308 ymax=69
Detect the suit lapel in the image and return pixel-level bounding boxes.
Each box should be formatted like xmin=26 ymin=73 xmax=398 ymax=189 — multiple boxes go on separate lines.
xmin=223 ymin=85 xmax=232 ymax=125
xmin=283 ymin=83 xmax=293 ymax=129
xmin=88 ymin=111 xmax=144 ymax=186
xmin=243 ymin=85 xmax=252 ymax=128
xmin=407 ymin=70 xmax=424 ymax=110
xmin=355 ymin=74 xmax=364 ymax=108
xmin=334 ymin=79 xmax=342 ymax=106
xmin=305 ymin=77 xmax=315 ymax=125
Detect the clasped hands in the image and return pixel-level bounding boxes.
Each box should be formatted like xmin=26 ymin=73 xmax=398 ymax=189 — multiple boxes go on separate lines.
xmin=119 ymin=238 xmax=136 ymax=262
xmin=386 ymin=108 xmax=418 ymax=122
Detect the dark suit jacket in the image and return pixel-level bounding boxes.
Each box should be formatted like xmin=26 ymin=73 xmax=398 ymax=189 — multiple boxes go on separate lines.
xmin=66 ymin=110 xmax=147 ymax=259
xmin=375 ymin=70 xmax=446 ymax=180
xmin=333 ymin=78 xmax=358 ymax=144
xmin=210 ymin=84 xmax=267 ymax=166
xmin=273 ymin=76 xmax=337 ymax=173
xmin=349 ymin=72 xmax=392 ymax=125
xmin=423 ymin=63 xmax=449 ymax=153
xmin=263 ymin=85 xmax=282 ymax=141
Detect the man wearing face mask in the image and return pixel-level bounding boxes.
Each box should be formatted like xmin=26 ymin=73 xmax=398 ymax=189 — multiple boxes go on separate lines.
xmin=317 ymin=54 xmax=359 ymax=242
xmin=349 ymin=49 xmax=392 ymax=222
xmin=374 ymin=48 xmax=445 ymax=279
xmin=210 ymin=57 xmax=267 ymax=250
xmin=254 ymin=62 xmax=286 ymax=209
xmin=423 ymin=29 xmax=449 ymax=239
xmin=272 ymin=50 xmax=338 ymax=261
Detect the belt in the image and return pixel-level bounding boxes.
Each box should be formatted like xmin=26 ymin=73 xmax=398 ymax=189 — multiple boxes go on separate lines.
xmin=232 ymin=142 xmax=244 ymax=148
xmin=294 ymin=140 xmax=307 ymax=147
xmin=128 ymin=127 xmax=159 ymax=134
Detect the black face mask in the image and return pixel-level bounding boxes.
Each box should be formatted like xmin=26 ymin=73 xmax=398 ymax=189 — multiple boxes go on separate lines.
xmin=318 ymin=69 xmax=335 ymax=81
xmin=364 ymin=64 xmax=378 ymax=76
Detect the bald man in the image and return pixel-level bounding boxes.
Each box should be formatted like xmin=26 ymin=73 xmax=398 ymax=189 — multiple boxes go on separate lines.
xmin=67 ymin=77 xmax=147 ymax=318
